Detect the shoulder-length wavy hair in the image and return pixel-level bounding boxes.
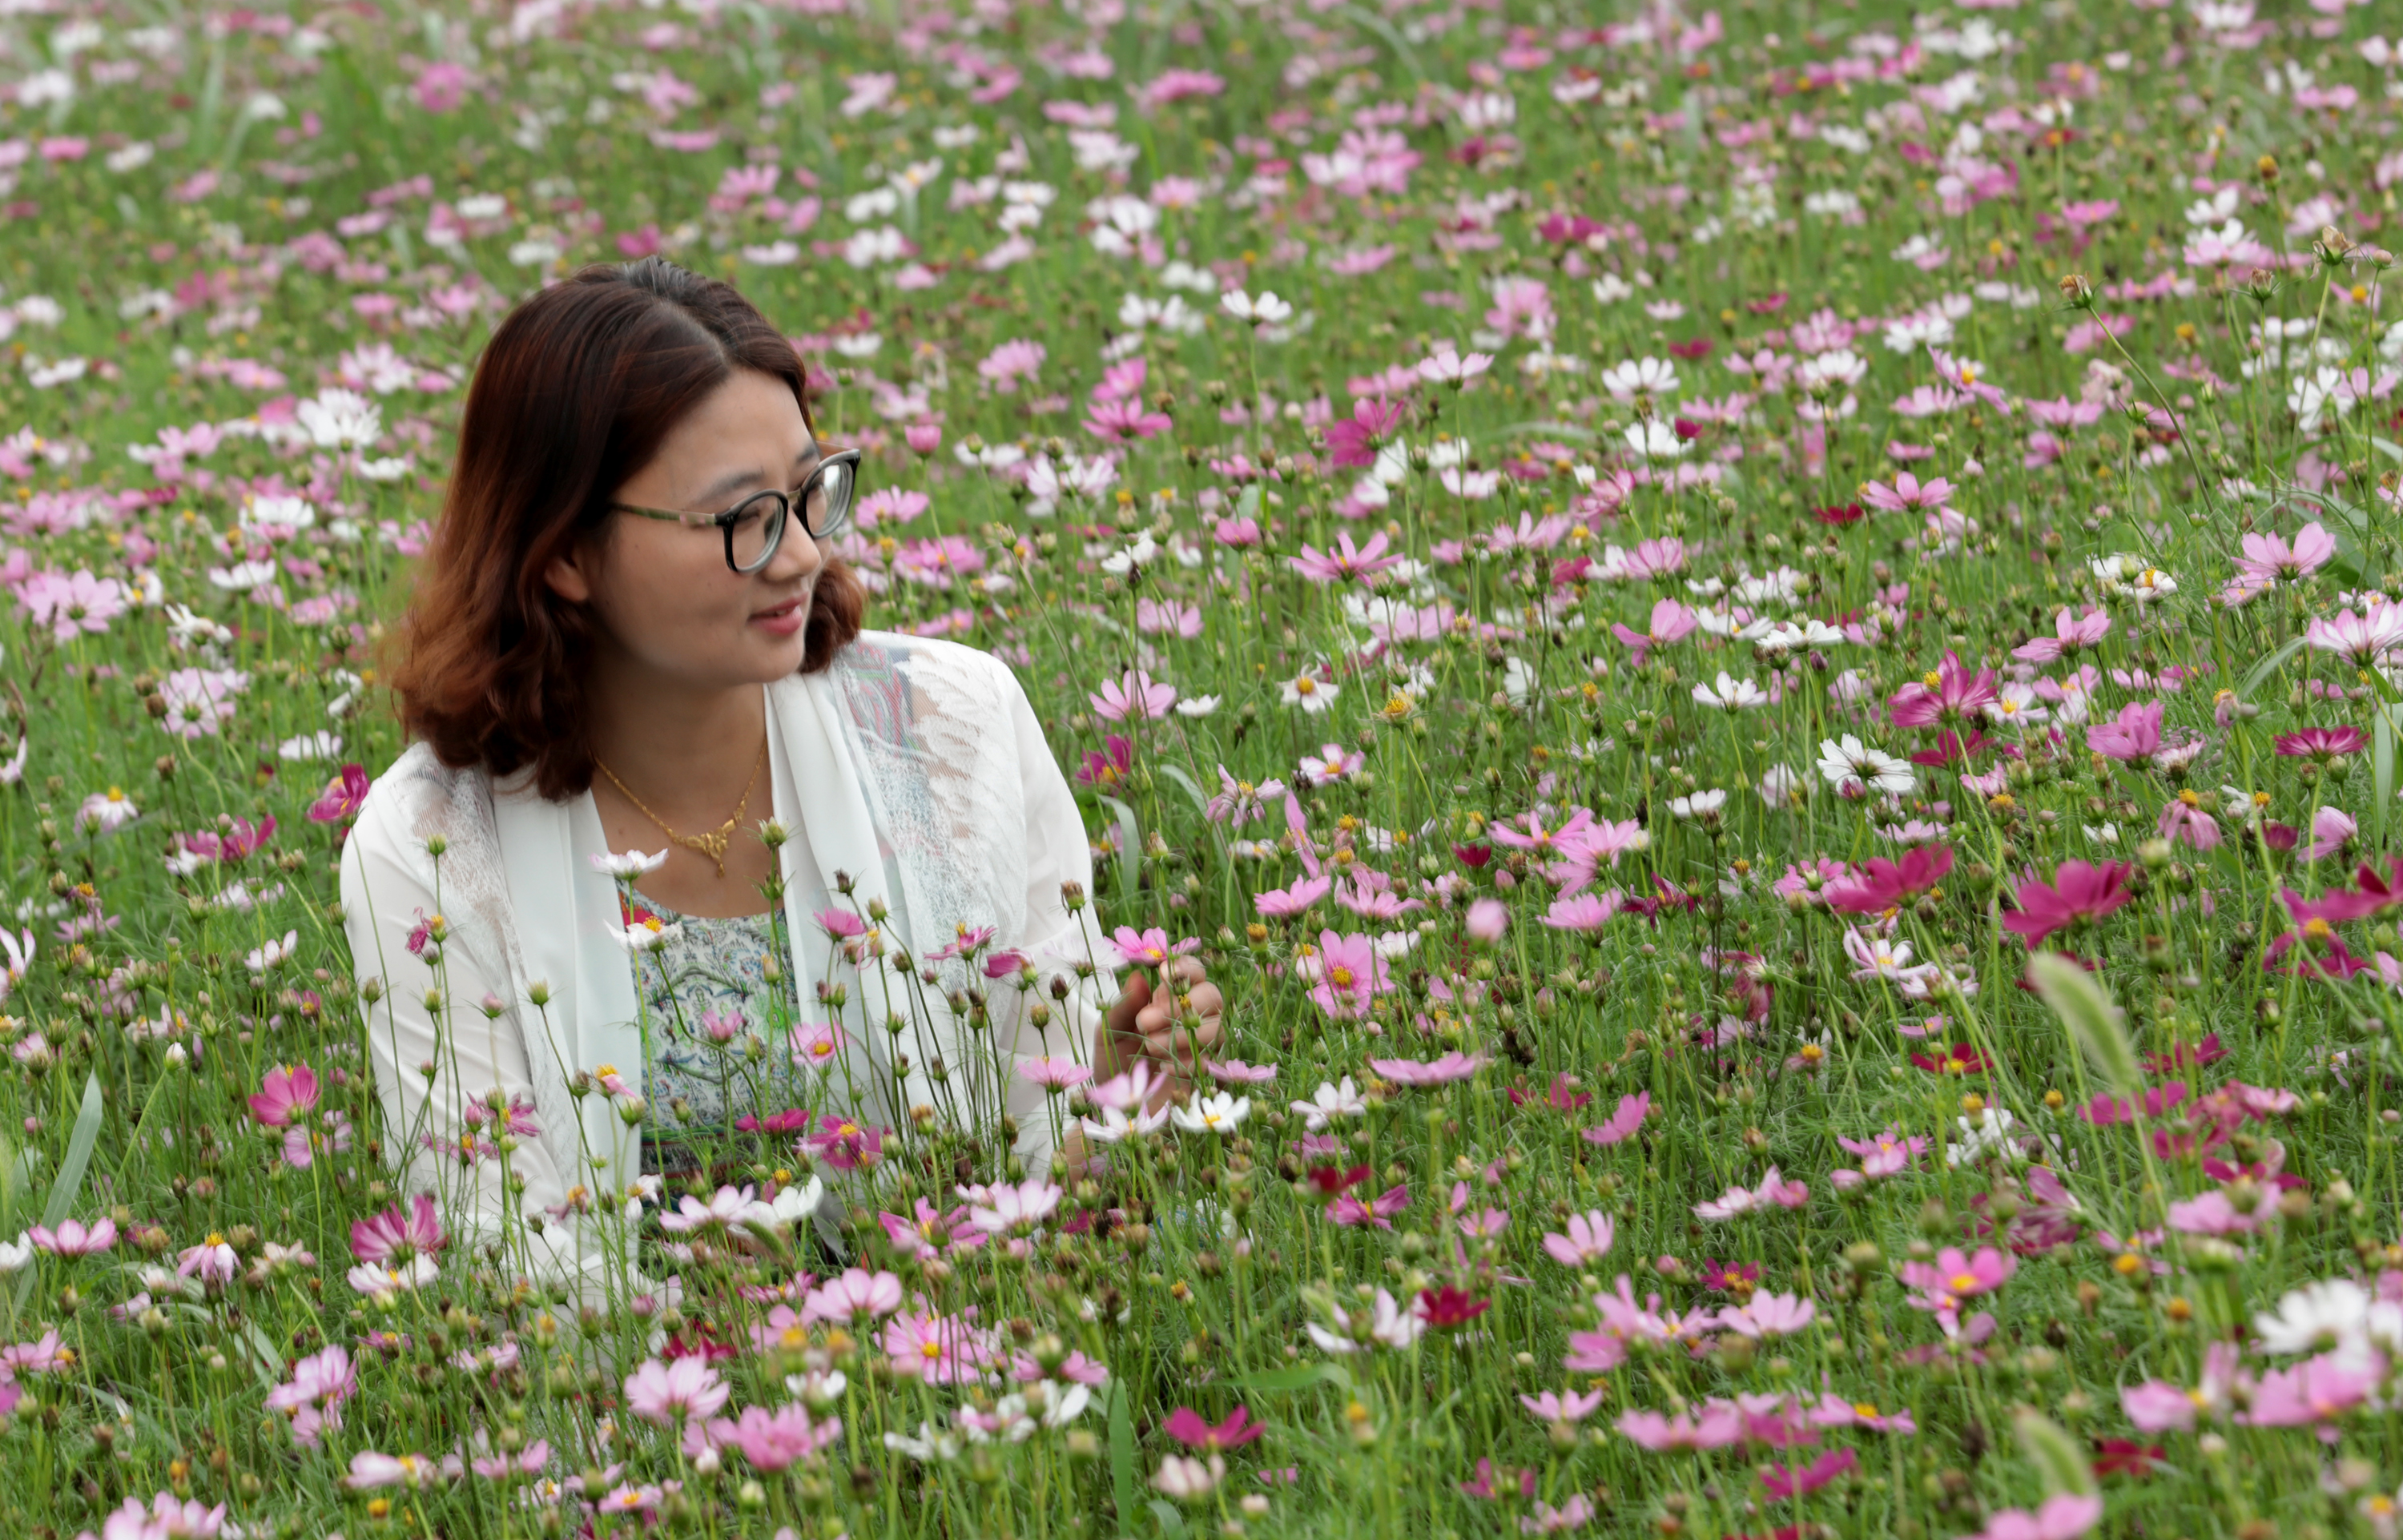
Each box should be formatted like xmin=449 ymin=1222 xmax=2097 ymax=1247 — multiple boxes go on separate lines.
xmin=389 ymin=256 xmax=864 ymax=801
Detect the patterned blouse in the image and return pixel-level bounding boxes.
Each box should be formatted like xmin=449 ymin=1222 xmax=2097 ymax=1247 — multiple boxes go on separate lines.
xmin=622 ymin=891 xmax=809 ymax=1173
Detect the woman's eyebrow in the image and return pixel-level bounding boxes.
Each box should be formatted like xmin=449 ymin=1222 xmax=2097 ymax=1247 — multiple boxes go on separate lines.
xmin=692 ymin=446 xmax=821 ymax=505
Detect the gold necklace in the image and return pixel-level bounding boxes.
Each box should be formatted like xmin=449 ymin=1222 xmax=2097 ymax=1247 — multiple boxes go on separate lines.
xmin=594 ymin=738 xmax=766 ymax=879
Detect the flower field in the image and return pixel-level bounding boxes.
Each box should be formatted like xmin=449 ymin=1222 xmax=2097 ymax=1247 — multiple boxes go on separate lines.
xmin=8 ymin=0 xmax=2403 ymax=1534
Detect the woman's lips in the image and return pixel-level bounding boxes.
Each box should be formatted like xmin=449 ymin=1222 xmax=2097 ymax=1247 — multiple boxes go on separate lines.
xmin=751 ymin=592 xmax=808 ymax=634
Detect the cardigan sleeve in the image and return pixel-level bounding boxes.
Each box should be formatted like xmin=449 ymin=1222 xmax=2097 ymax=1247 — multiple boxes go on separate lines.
xmin=986 ymin=656 xmax=1113 ymax=1178
xmin=339 ymin=759 xmax=602 ymax=1291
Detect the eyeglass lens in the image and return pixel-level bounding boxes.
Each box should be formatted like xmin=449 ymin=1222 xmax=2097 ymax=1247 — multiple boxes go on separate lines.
xmin=727 ymin=459 xmax=857 ymax=571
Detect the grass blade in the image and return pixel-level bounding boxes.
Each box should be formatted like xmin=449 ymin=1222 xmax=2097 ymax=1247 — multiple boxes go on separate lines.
xmin=2026 ymin=953 xmax=2141 ymax=1100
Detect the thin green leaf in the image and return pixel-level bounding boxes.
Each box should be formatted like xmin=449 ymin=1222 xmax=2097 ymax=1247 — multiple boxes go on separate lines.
xmin=1154 ymin=762 xmax=1211 ymax=818
xmin=15 ymin=1072 xmax=102 ymax=1311
xmin=2380 ymin=706 xmax=2397 ymax=850
xmin=1231 ymin=1363 xmax=1350 ymax=1393
xmin=2015 ymin=1409 xmax=2099 ymax=1498
xmin=1108 ymin=1378 xmax=1137 ymax=1536
xmin=1098 ymin=795 xmax=1142 ymax=903
xmin=2374 ymin=436 xmax=2403 ymax=465
xmin=1335 ymin=6 xmax=1426 ymax=83
xmin=2238 ymin=634 xmax=2309 ymax=702
xmin=2027 ymin=954 xmax=2141 ymax=1100
xmin=1145 ymin=1499 xmax=1189 ymax=1537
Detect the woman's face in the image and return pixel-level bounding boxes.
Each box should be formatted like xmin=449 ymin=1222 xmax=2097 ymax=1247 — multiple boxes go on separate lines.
xmin=547 ymin=368 xmax=827 ymax=690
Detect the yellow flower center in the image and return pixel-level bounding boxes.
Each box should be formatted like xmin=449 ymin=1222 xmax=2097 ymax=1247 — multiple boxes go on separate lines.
xmin=1330 ymin=967 xmax=1355 ymax=987
xmin=1921 ymin=670 xmax=1942 ymax=689
xmin=1294 ymin=678 xmax=1317 ymax=695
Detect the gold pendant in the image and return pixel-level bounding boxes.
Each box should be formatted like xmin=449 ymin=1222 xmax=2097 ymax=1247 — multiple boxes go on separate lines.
xmin=683 ymin=826 xmax=733 ymax=879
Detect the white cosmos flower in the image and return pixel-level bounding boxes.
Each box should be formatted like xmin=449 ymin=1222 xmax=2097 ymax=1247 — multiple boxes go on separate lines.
xmin=1692 ymin=672 xmax=1768 ymax=710
xmin=1169 ymin=1092 xmax=1251 ymax=1136
xmin=591 ymin=849 xmax=671 ymax=879
xmin=1817 ymin=734 xmax=1917 ymax=795
xmin=1624 ymin=420 xmax=1687 ymax=460
xmin=1220 ymin=288 xmax=1293 ymax=324
xmin=1668 ymin=789 xmax=1728 ymax=820
xmin=1290 ymin=1076 xmax=1367 ymax=1132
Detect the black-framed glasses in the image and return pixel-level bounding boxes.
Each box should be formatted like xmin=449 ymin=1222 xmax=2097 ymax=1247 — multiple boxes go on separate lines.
xmin=608 ymin=448 xmax=863 ymax=573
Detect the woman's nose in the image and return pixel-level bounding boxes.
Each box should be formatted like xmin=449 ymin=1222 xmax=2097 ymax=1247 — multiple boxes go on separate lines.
xmin=763 ymin=504 xmax=827 ymax=582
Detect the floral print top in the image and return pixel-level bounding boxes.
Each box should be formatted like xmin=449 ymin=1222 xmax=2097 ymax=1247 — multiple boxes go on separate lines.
xmin=621 ymin=891 xmax=807 ymax=1147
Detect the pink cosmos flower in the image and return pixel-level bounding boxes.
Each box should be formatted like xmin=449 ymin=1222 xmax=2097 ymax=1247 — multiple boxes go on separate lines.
xmin=2158 ymin=796 xmax=2222 ymax=851
xmin=1693 ymin=1166 xmax=1809 ymax=1220
xmin=248 ymin=1063 xmax=320 ymax=1127
xmin=350 ymin=1194 xmax=445 ymax=1265
xmin=1255 ymin=875 xmax=1333 ymax=918
xmin=17 ymin=569 xmax=129 ymax=642
xmin=1018 ymin=1057 xmax=1093 ymax=1092
xmin=1808 ymin=1393 xmax=1916 ymax=1433
xmin=27 ymin=1216 xmax=115 ymax=1257
xmin=1861 ymin=470 xmax=1956 ymax=515
xmin=2304 ymin=605 xmax=2403 ymax=665
xmin=1898 ymin=1244 xmax=2016 ymax=1315
xmin=1091 ymin=669 xmax=1177 ymax=722
xmin=1203 ymin=1058 xmax=1278 ymax=1084
xmin=1999 ymin=860 xmax=2134 ymax=947
xmin=2246 ymin=1351 xmax=2378 ymax=1427
xmin=2119 ymin=1380 xmax=2197 ymax=1433
xmin=2011 ymin=606 xmax=2111 ymax=663
xmin=803 ymin=1268 xmax=906 ymax=1323
xmin=1463 ymin=898 xmax=1508 ymax=941
xmin=265 ymin=1345 xmax=357 ymax=1447
xmin=1609 ymin=598 xmax=1700 ymax=659
xmin=92 ymin=1494 xmax=235 ymax=1538
xmin=1582 ymin=1091 xmax=1650 ymax=1147
xmin=1371 ymin=1051 xmax=1487 ymax=1086
xmin=2085 ymin=701 xmax=2165 ymax=761
xmin=1542 ymin=891 xmax=1624 ymax=931
xmin=341 ymin=1451 xmax=441 ymax=1490
xmin=2305 ymin=805 xmax=2358 ymax=862
xmin=789 ymin=1017 xmax=847 ymax=1072
xmin=883 ymin=1308 xmax=992 ymax=1384
xmin=714 ymin=1404 xmax=842 ymax=1472
xmin=804 ymin=1113 xmax=886 ymax=1171
xmin=1289 ymin=530 xmax=1406 ymax=584
xmin=1968 ymin=1494 xmax=2103 ymax=1540
xmin=1305 ymin=931 xmax=1391 ymax=1019
xmin=1519 ymin=1388 xmax=1607 ymax=1424
xmin=1615 ymin=1405 xmax=1744 ymax=1451
xmin=2232 ymin=521 xmax=2336 ymax=585
xmin=1542 ymin=1209 xmax=1616 ymax=1266
xmin=623 ymin=1356 xmax=731 ymax=1426
xmin=877 ymin=1199 xmax=985 ymax=1259
xmin=1761 ymin=1448 xmax=1857 ymax=1500
xmin=1717 ymin=1291 xmax=1817 ymax=1338
xmin=1163 ymin=1405 xmax=1266 ymax=1451
xmin=1327 ymin=1184 xmax=1411 ymax=1229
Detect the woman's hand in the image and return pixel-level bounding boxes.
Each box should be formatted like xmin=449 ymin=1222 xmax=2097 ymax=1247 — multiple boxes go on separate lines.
xmin=1058 ymin=958 xmax=1224 ymax=1182
xmin=1096 ymin=955 xmax=1223 ymax=1111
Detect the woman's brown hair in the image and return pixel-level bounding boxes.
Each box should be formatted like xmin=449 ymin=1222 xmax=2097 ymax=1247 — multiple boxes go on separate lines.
xmin=390 ymin=256 xmax=865 ymax=800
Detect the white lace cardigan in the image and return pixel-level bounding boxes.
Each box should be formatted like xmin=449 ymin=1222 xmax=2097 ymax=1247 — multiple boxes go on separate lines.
xmin=338 ymin=632 xmax=1108 ymax=1289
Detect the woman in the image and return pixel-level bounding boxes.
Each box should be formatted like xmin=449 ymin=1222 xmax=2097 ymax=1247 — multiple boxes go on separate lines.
xmin=340 ymin=256 xmax=1219 ymax=1293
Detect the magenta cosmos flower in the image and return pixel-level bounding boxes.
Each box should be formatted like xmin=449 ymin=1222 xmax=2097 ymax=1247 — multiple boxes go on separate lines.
xmin=1305 ymin=931 xmax=1392 ymax=1019
xmin=1999 ymin=860 xmax=2134 ymax=948
xmin=2273 ymin=725 xmax=2365 ymax=760
xmin=1899 ymin=1244 xmax=2016 ymax=1314
xmin=1886 ymin=651 xmax=1996 ymax=729
xmin=1824 ymin=844 xmax=1953 ymax=915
